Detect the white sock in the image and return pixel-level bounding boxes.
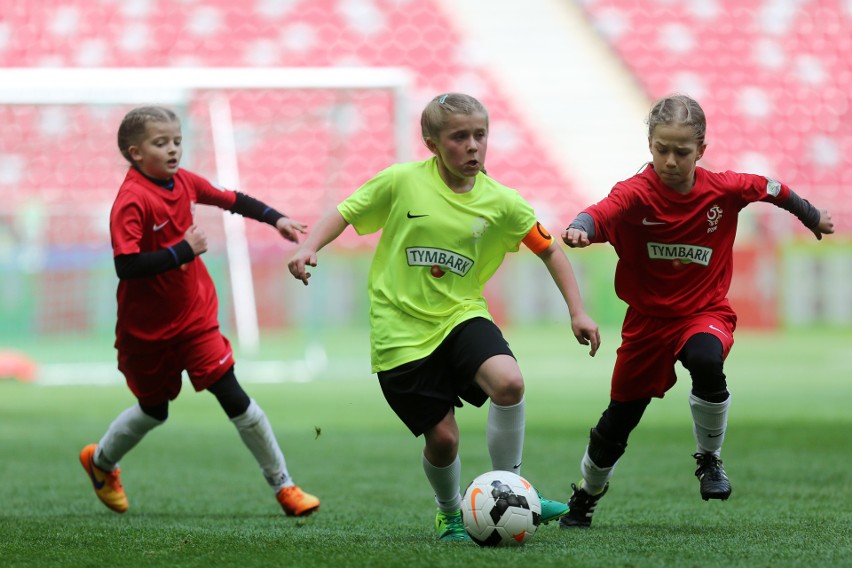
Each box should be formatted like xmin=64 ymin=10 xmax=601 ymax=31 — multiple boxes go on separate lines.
xmin=422 ymin=453 xmax=462 ymax=513
xmin=231 ymin=399 xmax=292 ymax=491
xmin=487 ymin=398 xmax=525 ymax=474
xmin=580 ymin=446 xmax=615 ymax=495
xmin=96 ymin=404 xmax=163 ymax=470
xmin=689 ymin=393 xmax=730 ymax=456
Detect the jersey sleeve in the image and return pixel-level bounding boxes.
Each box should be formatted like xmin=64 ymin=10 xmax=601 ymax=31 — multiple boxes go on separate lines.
xmin=337 ymin=165 xmax=395 ymax=235
xmin=584 ymin=181 xmax=635 ymax=243
xmin=521 ymin=221 xmax=553 ymax=254
xmin=186 ymin=170 xmax=238 ymax=209
xmin=731 ymin=171 xmax=821 ymax=228
xmin=720 ymin=170 xmax=791 ymax=206
xmin=110 ymin=190 xmax=145 ymax=257
xmin=499 ymin=189 xmax=538 ymax=252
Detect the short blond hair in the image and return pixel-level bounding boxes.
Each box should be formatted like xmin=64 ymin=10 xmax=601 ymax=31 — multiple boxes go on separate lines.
xmin=117 ymin=106 xmax=179 ymax=164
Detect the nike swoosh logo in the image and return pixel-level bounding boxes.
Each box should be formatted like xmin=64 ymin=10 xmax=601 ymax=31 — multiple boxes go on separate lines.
xmin=153 ymin=220 xmax=170 ymax=231
xmin=470 ymin=487 xmax=484 ymax=524
xmin=219 ymin=352 xmax=232 ymax=365
xmin=642 ymin=218 xmax=665 ymax=226
xmin=407 ymin=212 xmax=429 ymax=219
xmin=708 ymin=432 xmax=725 ymax=438
xmin=708 ymin=324 xmax=729 ymax=338
xmin=513 ymin=462 xmax=523 ymax=471
xmin=86 ymin=457 xmax=106 ymax=490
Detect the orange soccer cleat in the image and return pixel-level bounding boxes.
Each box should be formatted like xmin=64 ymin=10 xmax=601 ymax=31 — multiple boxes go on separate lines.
xmin=276 ymin=485 xmax=320 ymax=517
xmin=79 ymin=444 xmax=128 ymax=513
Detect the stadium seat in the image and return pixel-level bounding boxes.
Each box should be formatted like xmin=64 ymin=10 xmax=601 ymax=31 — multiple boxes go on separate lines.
xmin=579 ymin=0 xmax=851 ymax=233
xmin=0 ymin=0 xmax=588 ymax=241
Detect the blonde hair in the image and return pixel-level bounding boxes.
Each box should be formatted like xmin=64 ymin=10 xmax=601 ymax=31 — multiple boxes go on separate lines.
xmin=420 ymin=93 xmax=488 ymax=142
xmin=117 ymin=106 xmax=180 ymax=164
xmin=647 ymin=94 xmax=707 ymax=145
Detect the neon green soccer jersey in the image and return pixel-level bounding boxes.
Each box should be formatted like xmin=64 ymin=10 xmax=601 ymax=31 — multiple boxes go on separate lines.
xmin=337 ymin=157 xmax=538 ymax=372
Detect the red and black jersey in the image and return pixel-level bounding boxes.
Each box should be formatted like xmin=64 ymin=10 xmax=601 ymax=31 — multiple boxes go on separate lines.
xmin=110 ymin=167 xmax=236 ymax=351
xmin=584 ymin=165 xmax=790 ymax=317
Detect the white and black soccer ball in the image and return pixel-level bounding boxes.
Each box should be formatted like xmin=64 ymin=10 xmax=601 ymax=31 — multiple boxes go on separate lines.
xmin=461 ymin=470 xmax=542 ymax=546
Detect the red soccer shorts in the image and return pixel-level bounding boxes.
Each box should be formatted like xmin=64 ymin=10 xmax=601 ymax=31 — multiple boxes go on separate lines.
xmin=610 ymin=304 xmax=736 ymax=401
xmin=117 ymin=329 xmax=234 ymax=406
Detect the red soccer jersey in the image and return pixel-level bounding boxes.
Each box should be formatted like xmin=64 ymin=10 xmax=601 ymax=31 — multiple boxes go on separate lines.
xmin=110 ymin=167 xmax=236 ymax=351
xmin=584 ymin=165 xmax=790 ymax=317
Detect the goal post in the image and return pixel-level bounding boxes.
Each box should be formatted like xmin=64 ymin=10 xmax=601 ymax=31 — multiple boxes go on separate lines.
xmin=0 ymin=66 xmax=413 ymax=367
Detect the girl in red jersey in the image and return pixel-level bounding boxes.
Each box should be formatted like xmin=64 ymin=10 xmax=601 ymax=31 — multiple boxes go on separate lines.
xmin=79 ymin=106 xmax=320 ymax=518
xmin=558 ymin=94 xmax=834 ymax=527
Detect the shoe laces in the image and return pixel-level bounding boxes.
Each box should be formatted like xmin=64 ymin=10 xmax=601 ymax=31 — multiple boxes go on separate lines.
xmin=440 ymin=511 xmax=463 ymax=524
xmin=101 ymin=467 xmax=124 ymax=491
xmin=693 ymin=453 xmax=726 ymax=479
xmin=568 ymin=483 xmax=599 ymax=513
xmin=438 ymin=511 xmax=465 ymax=533
xmin=278 ymin=486 xmax=304 ymax=502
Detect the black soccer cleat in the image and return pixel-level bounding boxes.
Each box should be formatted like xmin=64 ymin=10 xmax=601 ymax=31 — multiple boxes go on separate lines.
xmin=558 ymin=482 xmax=608 ymax=528
xmin=693 ymin=452 xmax=732 ymax=501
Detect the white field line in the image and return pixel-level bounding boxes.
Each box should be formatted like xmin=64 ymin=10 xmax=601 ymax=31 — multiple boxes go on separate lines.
xmin=34 ymin=345 xmax=332 ymax=386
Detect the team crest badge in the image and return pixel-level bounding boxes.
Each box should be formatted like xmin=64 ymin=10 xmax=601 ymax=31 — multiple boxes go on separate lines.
xmin=706 ymin=204 xmax=723 ymax=233
xmin=472 ymin=216 xmax=490 ymax=238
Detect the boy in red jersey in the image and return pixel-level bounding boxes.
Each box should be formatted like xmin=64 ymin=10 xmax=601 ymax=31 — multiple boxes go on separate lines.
xmin=79 ymin=106 xmax=320 ymax=517
xmin=558 ymin=95 xmax=834 ymax=527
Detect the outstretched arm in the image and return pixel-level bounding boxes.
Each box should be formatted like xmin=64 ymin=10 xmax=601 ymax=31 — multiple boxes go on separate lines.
xmin=227 ymin=192 xmax=307 ymax=243
xmin=537 ymin=241 xmax=601 ymax=357
xmin=288 ymin=208 xmax=349 ymax=286
xmin=775 ymin=190 xmax=834 ymax=240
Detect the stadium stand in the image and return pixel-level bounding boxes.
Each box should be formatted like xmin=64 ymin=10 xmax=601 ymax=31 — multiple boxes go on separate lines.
xmin=1 ymin=1 xmax=847 ymax=232
xmin=0 ymin=0 xmax=847 ymax=339
xmin=0 ymin=0 xmax=585 ymax=238
xmin=580 ymin=0 xmax=851 ymax=234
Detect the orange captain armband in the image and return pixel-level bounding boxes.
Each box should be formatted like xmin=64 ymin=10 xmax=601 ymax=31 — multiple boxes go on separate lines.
xmin=522 ymin=221 xmax=553 ymax=254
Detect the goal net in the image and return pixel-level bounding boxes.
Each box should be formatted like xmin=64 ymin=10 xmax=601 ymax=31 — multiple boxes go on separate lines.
xmin=0 ymin=67 xmax=413 ymax=380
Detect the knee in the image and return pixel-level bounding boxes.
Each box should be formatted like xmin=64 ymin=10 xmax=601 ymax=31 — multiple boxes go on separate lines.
xmin=681 ymin=349 xmax=728 ymax=401
xmin=679 ymin=333 xmax=724 ymax=376
xmin=430 ymin=422 xmax=459 ymax=449
xmin=682 ymin=349 xmax=724 ymax=376
xmin=208 ymin=370 xmax=251 ymax=419
xmin=426 ymin=422 xmax=459 ymax=460
xmin=140 ymin=401 xmax=169 ymax=422
xmin=489 ymin=370 xmax=525 ymax=406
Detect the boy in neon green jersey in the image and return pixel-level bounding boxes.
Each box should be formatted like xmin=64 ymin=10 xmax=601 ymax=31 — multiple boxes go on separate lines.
xmin=289 ymin=93 xmax=600 ymax=541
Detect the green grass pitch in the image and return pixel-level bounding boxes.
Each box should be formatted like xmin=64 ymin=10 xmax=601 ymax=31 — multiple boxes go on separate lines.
xmin=0 ymin=325 xmax=849 ymax=567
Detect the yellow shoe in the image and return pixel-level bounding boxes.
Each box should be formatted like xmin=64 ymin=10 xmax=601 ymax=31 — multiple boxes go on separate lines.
xmin=276 ymin=485 xmax=320 ymax=517
xmin=79 ymin=444 xmax=128 ymax=513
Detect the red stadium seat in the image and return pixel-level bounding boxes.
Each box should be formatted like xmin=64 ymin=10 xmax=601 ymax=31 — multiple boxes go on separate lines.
xmin=0 ymin=0 xmax=585 ymax=242
xmin=579 ymin=0 xmax=851 ymax=233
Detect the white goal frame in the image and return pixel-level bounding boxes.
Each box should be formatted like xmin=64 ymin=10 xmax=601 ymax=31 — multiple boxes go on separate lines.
xmin=0 ymin=67 xmax=413 ymax=356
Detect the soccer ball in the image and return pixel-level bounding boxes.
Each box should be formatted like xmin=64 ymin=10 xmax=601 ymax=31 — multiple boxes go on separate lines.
xmin=461 ymin=470 xmax=542 ymax=546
